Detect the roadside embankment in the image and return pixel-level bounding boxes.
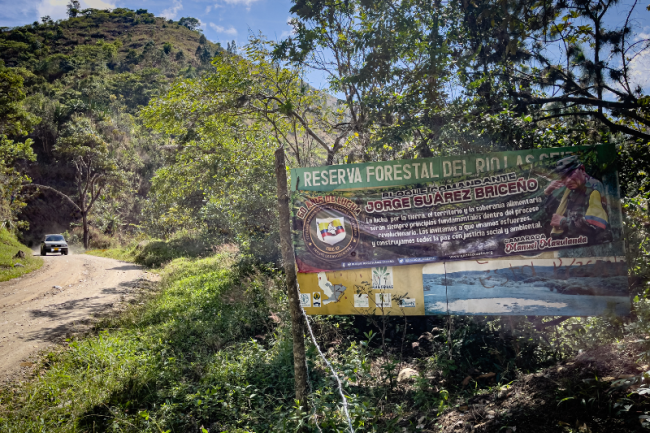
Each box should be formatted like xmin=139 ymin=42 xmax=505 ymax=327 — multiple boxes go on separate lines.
xmin=0 ymin=250 xmax=285 ymax=432
xmin=86 ymin=234 xmax=215 ymax=267
xmin=2 ymin=243 xmax=648 ymax=432
xmin=0 ymin=229 xmax=42 ymax=282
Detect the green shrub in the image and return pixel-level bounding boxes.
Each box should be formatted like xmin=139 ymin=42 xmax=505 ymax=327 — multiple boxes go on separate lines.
xmin=65 ymin=225 xmax=115 ymax=250
xmin=132 ymin=234 xmax=213 ymax=267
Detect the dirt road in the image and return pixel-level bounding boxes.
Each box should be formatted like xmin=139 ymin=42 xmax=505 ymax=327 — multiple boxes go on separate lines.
xmin=0 ymin=253 xmax=155 ymax=383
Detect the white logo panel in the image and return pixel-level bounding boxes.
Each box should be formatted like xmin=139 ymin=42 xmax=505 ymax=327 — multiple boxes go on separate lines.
xmin=372 ymin=266 xmax=394 ymax=289
xmin=354 ymin=294 xmax=369 ymax=308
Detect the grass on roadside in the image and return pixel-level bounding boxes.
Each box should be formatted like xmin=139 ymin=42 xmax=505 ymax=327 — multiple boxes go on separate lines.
xmin=0 ymin=244 xmax=570 ymax=433
xmin=86 ymin=233 xmax=217 ymax=267
xmin=0 ymin=228 xmax=42 ymax=282
xmin=85 ymin=246 xmax=137 ymax=262
xmin=0 ymin=247 xmax=448 ymax=432
xmin=0 ymin=251 xmax=301 ymax=432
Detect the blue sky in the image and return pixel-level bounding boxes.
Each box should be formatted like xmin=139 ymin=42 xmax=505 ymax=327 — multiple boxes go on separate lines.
xmin=0 ymin=0 xmax=339 ymax=86
xmin=0 ymin=0 xmax=297 ymax=54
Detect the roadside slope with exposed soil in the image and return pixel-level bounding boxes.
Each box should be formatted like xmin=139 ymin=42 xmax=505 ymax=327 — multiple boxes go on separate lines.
xmin=0 ymin=253 xmax=157 ymax=383
xmin=433 ymin=340 xmax=648 ymax=432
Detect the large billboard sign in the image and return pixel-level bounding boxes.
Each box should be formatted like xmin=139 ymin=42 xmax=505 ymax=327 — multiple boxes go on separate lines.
xmin=291 ymin=144 xmax=630 ymax=316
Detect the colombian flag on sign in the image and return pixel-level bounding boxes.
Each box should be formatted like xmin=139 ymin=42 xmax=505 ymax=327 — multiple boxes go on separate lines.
xmin=585 ymin=190 xmax=609 ymax=230
xmin=315 ymin=217 xmax=346 ymax=245
xmin=318 ymin=219 xmax=344 ymax=237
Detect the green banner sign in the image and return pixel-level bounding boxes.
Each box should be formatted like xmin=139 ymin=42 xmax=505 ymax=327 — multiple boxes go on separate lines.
xmin=290 ymin=145 xmax=617 ymax=192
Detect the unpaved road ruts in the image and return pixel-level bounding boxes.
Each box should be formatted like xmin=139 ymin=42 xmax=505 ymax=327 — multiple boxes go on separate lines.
xmin=0 ymin=253 xmax=156 ymax=383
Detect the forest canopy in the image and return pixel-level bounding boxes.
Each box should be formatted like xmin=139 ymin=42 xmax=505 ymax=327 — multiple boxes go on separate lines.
xmin=0 ymin=0 xmax=647 ymax=261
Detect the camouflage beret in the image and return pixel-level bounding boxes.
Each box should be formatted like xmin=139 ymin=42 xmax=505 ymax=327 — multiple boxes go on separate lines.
xmin=553 ymin=155 xmax=582 ymax=176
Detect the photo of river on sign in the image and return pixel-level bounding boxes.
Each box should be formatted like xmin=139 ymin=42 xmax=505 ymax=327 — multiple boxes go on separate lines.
xmin=291 ymin=144 xmax=624 ymax=273
xmin=422 ymin=257 xmax=630 ymax=316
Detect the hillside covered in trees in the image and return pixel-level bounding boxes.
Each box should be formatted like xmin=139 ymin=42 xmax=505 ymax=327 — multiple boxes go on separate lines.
xmin=0 ymin=6 xmax=225 ymax=247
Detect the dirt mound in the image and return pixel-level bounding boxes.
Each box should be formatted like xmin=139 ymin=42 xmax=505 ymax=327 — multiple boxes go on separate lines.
xmin=435 ymin=340 xmax=648 ymax=432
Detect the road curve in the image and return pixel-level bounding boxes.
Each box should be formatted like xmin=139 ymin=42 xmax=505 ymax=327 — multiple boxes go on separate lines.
xmin=0 ymin=253 xmax=155 ymax=383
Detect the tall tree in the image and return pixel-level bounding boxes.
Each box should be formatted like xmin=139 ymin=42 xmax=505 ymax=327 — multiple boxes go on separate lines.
xmin=142 ymin=42 xmax=330 ymax=408
xmin=178 ymin=17 xmax=200 ymax=31
xmin=278 ymin=0 xmax=649 ymax=157
xmin=350 ymin=0 xmax=465 ymax=156
xmin=143 ymin=38 xmax=349 ymax=166
xmin=66 ymin=0 xmax=81 ymax=19
xmin=39 ymin=116 xmax=122 ymax=249
xmin=0 ymin=64 xmax=38 ymax=230
xmin=510 ymin=0 xmax=650 ymax=141
xmin=275 ymin=0 xmax=373 ymax=162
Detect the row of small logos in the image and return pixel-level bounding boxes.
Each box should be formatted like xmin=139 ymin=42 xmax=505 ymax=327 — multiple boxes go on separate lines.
xmin=341 ymin=257 xmax=439 ymax=267
xmin=299 ymin=293 xmax=416 ymax=309
xmin=398 ymin=257 xmax=438 ymax=264
xmin=341 ymin=259 xmax=394 ymax=268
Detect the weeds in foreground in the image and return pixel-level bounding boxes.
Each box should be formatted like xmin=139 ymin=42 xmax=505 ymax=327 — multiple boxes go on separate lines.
xmin=1 ymin=247 xmax=649 ymax=432
xmin=0 ymin=250 xmax=455 ymax=432
xmin=0 ymin=251 xmax=284 ymax=432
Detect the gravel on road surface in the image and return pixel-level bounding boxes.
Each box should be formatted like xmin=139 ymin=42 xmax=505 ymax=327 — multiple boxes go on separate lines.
xmin=0 ymin=253 xmax=157 ymax=383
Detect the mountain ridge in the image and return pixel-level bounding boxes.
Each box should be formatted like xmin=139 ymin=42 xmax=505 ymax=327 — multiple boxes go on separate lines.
xmin=0 ymin=7 xmax=223 ymax=245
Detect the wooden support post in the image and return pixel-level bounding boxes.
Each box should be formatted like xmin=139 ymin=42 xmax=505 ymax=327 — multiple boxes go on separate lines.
xmin=274 ymin=147 xmax=309 ymax=409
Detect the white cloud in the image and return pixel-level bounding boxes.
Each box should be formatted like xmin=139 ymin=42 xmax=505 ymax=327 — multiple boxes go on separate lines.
xmin=205 ymin=5 xmax=212 ymax=13
xmin=37 ymin=0 xmax=72 ymax=21
xmin=280 ymin=16 xmax=296 ymax=39
xmin=209 ymin=22 xmax=237 ymax=35
xmin=629 ymin=50 xmax=650 ymax=90
xmin=222 ymin=0 xmax=261 ymax=5
xmin=84 ymin=0 xmax=114 ymax=9
xmin=221 ymin=0 xmax=261 ymax=11
xmin=627 ymin=33 xmax=650 ymax=92
xmin=37 ymin=0 xmax=116 ymax=21
xmin=161 ymin=0 xmax=183 ymax=20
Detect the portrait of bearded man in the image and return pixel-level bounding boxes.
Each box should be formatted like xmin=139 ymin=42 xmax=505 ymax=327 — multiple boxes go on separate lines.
xmin=543 ymin=155 xmax=612 ymax=243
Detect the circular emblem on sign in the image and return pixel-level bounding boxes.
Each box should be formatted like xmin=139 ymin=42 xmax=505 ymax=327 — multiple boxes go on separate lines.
xmin=302 ymin=202 xmax=360 ymax=261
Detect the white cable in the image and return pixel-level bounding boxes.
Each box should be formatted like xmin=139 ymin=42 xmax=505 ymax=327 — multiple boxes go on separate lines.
xmin=297 ymin=292 xmax=355 ymax=433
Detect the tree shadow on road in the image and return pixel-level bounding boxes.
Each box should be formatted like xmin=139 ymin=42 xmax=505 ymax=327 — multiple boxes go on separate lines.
xmin=24 ymin=276 xmax=153 ymax=343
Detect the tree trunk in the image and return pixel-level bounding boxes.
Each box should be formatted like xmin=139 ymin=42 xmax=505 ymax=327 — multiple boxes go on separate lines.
xmin=595 ymin=18 xmax=602 ymax=114
xmin=274 ymin=147 xmax=309 ymax=410
xmin=326 ymin=149 xmax=335 ymax=166
xmin=82 ymin=212 xmax=89 ymax=250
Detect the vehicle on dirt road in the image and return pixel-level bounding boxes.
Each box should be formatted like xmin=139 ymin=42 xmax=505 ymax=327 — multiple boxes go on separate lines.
xmin=41 ymin=234 xmax=69 ymax=256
